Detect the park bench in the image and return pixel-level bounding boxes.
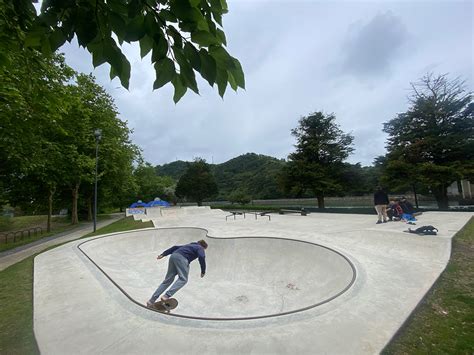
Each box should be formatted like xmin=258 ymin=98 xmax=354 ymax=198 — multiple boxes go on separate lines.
xmin=279 ymin=208 xmax=308 ymax=216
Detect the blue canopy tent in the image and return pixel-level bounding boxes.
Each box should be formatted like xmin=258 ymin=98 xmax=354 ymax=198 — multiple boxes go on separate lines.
xmin=129 ymin=200 xmax=147 ymax=208
xmin=146 ymin=199 xmax=170 ymax=207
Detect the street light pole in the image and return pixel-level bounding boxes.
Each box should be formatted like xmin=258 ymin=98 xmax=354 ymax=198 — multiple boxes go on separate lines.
xmin=93 ymin=129 xmax=102 ymax=232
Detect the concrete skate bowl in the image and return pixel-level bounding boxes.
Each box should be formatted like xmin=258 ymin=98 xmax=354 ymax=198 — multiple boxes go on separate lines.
xmin=78 ymin=228 xmax=356 ymax=321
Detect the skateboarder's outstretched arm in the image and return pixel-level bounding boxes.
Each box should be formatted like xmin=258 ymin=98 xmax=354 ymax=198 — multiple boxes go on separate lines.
xmin=157 ymin=245 xmax=181 ymax=260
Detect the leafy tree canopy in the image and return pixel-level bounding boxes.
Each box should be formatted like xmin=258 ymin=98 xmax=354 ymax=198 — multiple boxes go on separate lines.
xmin=281 ymin=111 xmax=354 ymax=207
xmin=11 ymin=0 xmax=244 ymax=101
xmin=382 ymin=73 xmax=473 ymax=208
xmin=175 ymin=158 xmax=217 ymax=205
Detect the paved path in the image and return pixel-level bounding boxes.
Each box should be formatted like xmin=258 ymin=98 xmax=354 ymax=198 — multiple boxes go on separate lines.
xmin=0 ymin=214 xmax=124 ymax=271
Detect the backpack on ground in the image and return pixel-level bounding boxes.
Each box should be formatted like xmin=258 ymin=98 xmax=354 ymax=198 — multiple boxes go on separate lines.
xmin=406 ymin=225 xmax=438 ymax=235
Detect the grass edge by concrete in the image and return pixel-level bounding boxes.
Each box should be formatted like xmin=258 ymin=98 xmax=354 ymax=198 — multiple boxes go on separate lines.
xmin=0 ymin=217 xmax=153 ymax=355
xmin=382 ymin=216 xmax=474 ymax=354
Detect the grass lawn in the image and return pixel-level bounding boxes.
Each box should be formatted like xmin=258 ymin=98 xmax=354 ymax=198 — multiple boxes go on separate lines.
xmin=0 ymin=215 xmax=113 ymax=252
xmin=0 ymin=217 xmax=153 ymax=355
xmin=383 ymin=217 xmax=474 ymax=354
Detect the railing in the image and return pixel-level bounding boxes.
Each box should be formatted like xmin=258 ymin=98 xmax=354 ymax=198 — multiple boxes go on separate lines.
xmin=0 ymin=227 xmax=43 ymax=244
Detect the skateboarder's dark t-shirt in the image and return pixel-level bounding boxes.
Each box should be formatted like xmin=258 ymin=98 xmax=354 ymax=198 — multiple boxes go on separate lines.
xmin=162 ymin=243 xmax=206 ymax=274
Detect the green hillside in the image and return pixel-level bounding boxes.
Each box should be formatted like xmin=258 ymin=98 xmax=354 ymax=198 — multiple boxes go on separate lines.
xmin=213 ymin=153 xmax=286 ymax=200
xmin=155 ymin=160 xmax=189 ymax=180
xmin=155 ymin=153 xmax=286 ymax=200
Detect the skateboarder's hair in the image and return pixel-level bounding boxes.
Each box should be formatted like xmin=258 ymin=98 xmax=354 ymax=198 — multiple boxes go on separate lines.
xmin=197 ymin=240 xmax=208 ymax=249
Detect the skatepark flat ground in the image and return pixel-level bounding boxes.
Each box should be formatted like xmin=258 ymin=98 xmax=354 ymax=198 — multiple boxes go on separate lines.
xmin=34 ymin=209 xmax=472 ymax=354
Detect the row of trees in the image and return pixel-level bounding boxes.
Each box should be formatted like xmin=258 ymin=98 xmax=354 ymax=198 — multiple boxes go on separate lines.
xmin=161 ymin=73 xmax=472 ymax=209
xmin=0 ymin=49 xmax=141 ymax=229
xmin=1 ymin=0 xmax=244 ymax=226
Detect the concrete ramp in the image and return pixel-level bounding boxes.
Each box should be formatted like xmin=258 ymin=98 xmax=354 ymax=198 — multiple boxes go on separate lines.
xmin=78 ymin=228 xmax=356 ymax=320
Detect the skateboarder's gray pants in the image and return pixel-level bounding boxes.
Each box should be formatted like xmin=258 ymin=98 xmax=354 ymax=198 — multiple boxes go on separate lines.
xmin=151 ymin=253 xmax=189 ymax=301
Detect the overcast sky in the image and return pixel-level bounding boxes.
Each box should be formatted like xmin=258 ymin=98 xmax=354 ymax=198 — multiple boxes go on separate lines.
xmin=60 ymin=0 xmax=473 ymax=167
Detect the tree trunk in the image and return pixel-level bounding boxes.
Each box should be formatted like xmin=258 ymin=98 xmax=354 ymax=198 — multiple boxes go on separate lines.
xmin=47 ymin=188 xmax=54 ymax=232
xmin=412 ymin=184 xmax=419 ymax=209
xmin=316 ymin=194 xmax=325 ymax=209
xmin=433 ymin=185 xmax=449 ymax=209
xmin=71 ymin=183 xmax=80 ymax=224
xmin=87 ymin=195 xmax=93 ymax=222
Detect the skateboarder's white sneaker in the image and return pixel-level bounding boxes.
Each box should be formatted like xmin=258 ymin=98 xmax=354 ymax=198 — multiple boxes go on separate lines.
xmin=161 ymin=295 xmax=170 ymax=302
xmin=146 ymin=300 xmax=155 ymax=308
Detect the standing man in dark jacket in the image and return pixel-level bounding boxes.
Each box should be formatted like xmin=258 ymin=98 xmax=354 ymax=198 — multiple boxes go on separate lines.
xmin=374 ymin=186 xmax=389 ymax=224
xmin=147 ymin=240 xmax=208 ymax=307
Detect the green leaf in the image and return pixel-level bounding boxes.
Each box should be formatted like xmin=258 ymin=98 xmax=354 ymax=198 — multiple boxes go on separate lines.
xmin=49 ymin=29 xmax=67 ymax=50
xmin=139 ymin=35 xmax=153 ymax=58
xmin=220 ymin=0 xmax=229 ymax=13
xmin=144 ymin=12 xmax=158 ymax=36
xmin=216 ymin=28 xmax=226 ymax=46
xmin=215 ymin=67 xmax=228 ymax=97
xmin=128 ymin=0 xmax=142 ymax=18
xmin=24 ymin=29 xmax=43 ymax=48
xmin=124 ymin=16 xmax=146 ymax=42
xmin=209 ymin=45 xmax=234 ymax=68
xmin=109 ymin=12 xmax=127 ymax=39
xmin=75 ymin=8 xmax=97 ymax=47
xmin=199 ymin=49 xmax=217 ymax=86
xmin=173 ymin=46 xmax=198 ymax=94
xmin=88 ymin=40 xmax=107 ymax=67
xmin=191 ymin=30 xmax=219 ymax=46
xmin=172 ymin=75 xmax=187 ymax=103
xmin=227 ymin=71 xmax=237 ymax=91
xmin=167 ymin=27 xmax=183 ymax=48
xmin=230 ymin=58 xmax=245 ymax=89
xmin=153 ymin=58 xmax=175 ymax=89
xmin=189 ymin=0 xmax=201 ymax=7
xmin=211 ymin=10 xmax=223 ymax=27
xmin=119 ymin=57 xmax=131 ymax=89
xmin=159 ymin=9 xmax=178 ymax=22
xmin=151 ymin=32 xmax=168 ymax=62
xmin=183 ymin=42 xmax=201 ymax=71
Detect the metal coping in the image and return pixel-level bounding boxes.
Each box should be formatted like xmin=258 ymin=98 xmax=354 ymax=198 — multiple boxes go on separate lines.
xmin=77 ymin=227 xmax=357 ymax=321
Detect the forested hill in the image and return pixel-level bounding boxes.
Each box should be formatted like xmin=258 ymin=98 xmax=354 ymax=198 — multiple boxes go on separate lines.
xmin=213 ymin=153 xmax=286 ymax=200
xmin=155 ymin=153 xmax=286 ymax=200
xmin=155 ymin=160 xmax=188 ymax=180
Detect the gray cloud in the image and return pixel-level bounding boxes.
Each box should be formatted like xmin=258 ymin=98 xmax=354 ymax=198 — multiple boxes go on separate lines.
xmin=341 ymin=12 xmax=409 ymax=77
xmin=58 ymin=1 xmax=473 ymax=167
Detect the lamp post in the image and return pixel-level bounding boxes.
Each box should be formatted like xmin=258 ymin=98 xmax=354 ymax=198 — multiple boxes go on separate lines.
xmin=93 ymin=129 xmax=102 ymax=232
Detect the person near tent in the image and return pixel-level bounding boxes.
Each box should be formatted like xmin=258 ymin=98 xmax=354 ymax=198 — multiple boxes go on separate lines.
xmin=373 ymin=186 xmax=389 ymax=224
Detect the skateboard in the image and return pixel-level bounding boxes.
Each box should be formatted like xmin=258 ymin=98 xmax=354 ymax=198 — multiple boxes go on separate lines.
xmin=150 ymin=298 xmax=178 ymax=313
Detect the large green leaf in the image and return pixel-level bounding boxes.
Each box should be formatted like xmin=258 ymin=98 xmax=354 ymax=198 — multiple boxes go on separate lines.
xmin=151 ymin=32 xmax=168 ymax=62
xmin=124 ymin=16 xmax=146 ymax=42
xmin=199 ymin=49 xmax=217 ymax=86
xmin=183 ymin=42 xmax=201 ymax=71
xmin=139 ymin=35 xmax=153 ymax=58
xmin=153 ymin=57 xmax=175 ymax=90
xmin=144 ymin=12 xmax=158 ymax=36
xmin=191 ymin=30 xmax=219 ymax=46
xmin=173 ymin=46 xmax=198 ymax=94
xmin=172 ymin=75 xmax=187 ymax=103
xmin=109 ymin=12 xmax=127 ymax=39
xmin=209 ymin=45 xmax=234 ymax=68
xmin=215 ymin=67 xmax=227 ymax=97
xmin=216 ymin=28 xmax=226 ymax=46
xmin=230 ymin=58 xmax=245 ymax=89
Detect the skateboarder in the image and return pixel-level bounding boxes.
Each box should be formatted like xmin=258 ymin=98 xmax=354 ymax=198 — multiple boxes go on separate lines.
xmin=147 ymin=240 xmax=208 ymax=307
